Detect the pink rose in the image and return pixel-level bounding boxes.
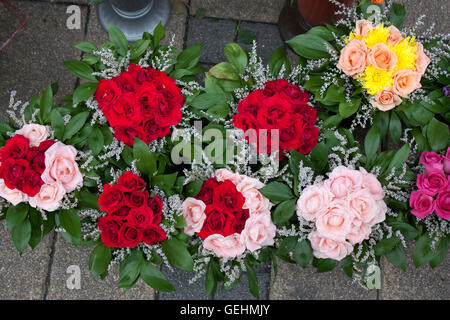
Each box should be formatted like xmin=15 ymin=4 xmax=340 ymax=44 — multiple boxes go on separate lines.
xmin=392 ymin=69 xmax=422 ymax=98
xmin=308 ymin=231 xmax=353 ymax=261
xmin=241 ymin=187 xmax=272 ymax=215
xmin=41 ymin=142 xmax=83 ymax=193
xmin=435 ymin=191 xmax=450 ymax=220
xmin=203 ymin=233 xmax=246 ymax=258
xmin=296 ymin=184 xmax=333 ymax=222
xmin=326 ymin=166 xmax=363 ymax=198
xmin=215 ymin=169 xmax=242 ymax=185
xmin=346 ymin=218 xmax=372 ymax=245
xmin=370 ymin=88 xmax=402 ymax=111
xmin=419 ymin=151 xmax=444 ymax=172
xmin=415 ymin=43 xmax=431 ymax=76
xmin=182 ymin=197 xmax=207 ymax=236
xmin=409 ymin=190 xmax=436 ymax=219
xmin=337 ymin=39 xmax=368 ymax=77
xmin=368 ymin=43 xmax=398 ymax=71
xmin=0 ymin=178 xmax=28 ymax=205
xmin=444 ymin=148 xmax=450 ymax=174
xmin=315 ymin=200 xmax=355 ymax=241
xmin=417 ymin=170 xmax=448 ymax=196
xmin=359 ymin=167 xmax=385 ymax=201
xmin=14 ymin=124 xmax=49 ymax=147
xmin=355 ymin=19 xmax=373 ymax=37
xmin=240 ymin=213 xmax=276 ymax=252
xmin=236 ymin=176 xmax=265 ymax=191
xmin=387 ymin=25 xmax=403 ymax=46
xmin=348 ymin=190 xmax=386 ymax=226
xmin=29 ymin=182 xmax=66 ymax=212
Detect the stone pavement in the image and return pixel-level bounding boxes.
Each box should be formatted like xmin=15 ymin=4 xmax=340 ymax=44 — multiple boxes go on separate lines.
xmin=0 ymin=0 xmax=448 ymax=300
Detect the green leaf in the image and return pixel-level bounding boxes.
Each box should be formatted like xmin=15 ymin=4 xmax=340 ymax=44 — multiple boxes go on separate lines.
xmin=306 ymin=26 xmax=335 ymax=41
xmin=129 ymin=39 xmax=150 ymax=60
xmin=277 ymin=236 xmax=297 ymax=256
xmin=108 ymin=24 xmax=128 ymax=56
xmin=259 ymin=182 xmax=294 ymax=203
xmin=176 ymin=44 xmax=202 ymax=69
xmin=50 ymin=109 xmax=65 ymax=141
xmin=310 ymin=142 xmax=328 ymax=172
xmin=152 ymin=22 xmax=165 ymax=47
xmin=28 ymin=209 xmax=43 ymax=249
xmin=208 ymin=62 xmax=239 ymax=81
xmin=89 ymin=244 xmax=112 ymax=278
xmin=388 ymin=221 xmax=421 ymax=241
xmin=429 ymin=237 xmax=449 ymax=268
xmin=385 ymin=244 xmax=406 ymax=270
xmin=244 ymin=259 xmax=259 ymax=298
xmin=294 ymin=239 xmax=312 ymax=268
xmin=6 ymin=203 xmax=29 ymax=232
xmin=374 ymin=237 xmax=401 ymax=256
xmin=224 ymin=43 xmax=248 ymax=75
xmin=152 ymin=172 xmax=178 ymax=191
xmin=185 ymin=180 xmax=203 ymax=197
xmin=161 ymin=238 xmax=194 ymax=271
xmin=40 ymin=85 xmax=53 ymax=122
xmin=413 ymin=234 xmax=435 ymax=267
xmin=73 ymin=82 xmax=98 ymax=105
xmin=205 ymin=263 xmax=217 ymax=296
xmin=75 ymin=41 xmax=97 ymax=53
xmin=11 ymin=219 xmax=31 ymax=254
xmin=341 ymin=256 xmax=353 ymax=277
xmin=133 ymin=138 xmax=157 ymax=176
xmin=238 ymin=29 xmax=257 ymax=45
xmin=389 ymin=111 xmax=402 ymax=143
xmin=373 ymin=111 xmax=389 ymax=140
xmin=365 ymin=126 xmax=380 ymax=164
xmin=140 ymin=263 xmax=175 ymax=292
xmin=64 ymin=60 xmax=97 ymax=81
xmin=426 ymin=117 xmax=450 ymax=152
xmin=58 ymin=209 xmax=81 ymax=239
xmin=287 ymin=34 xmax=332 ymax=59
xmin=78 ymin=190 xmax=100 ymax=210
xmin=314 ymin=258 xmax=336 ymax=272
xmin=389 ymin=3 xmax=406 ymax=29
xmin=118 ymin=252 xmax=144 ymax=289
xmin=268 ymin=46 xmax=290 ymax=77
xmin=273 ymin=199 xmax=296 ymax=225
xmin=338 ymin=98 xmax=361 ymax=118
xmin=63 ymin=111 xmax=90 ymax=141
xmin=88 ymin=127 xmax=104 ymax=156
xmin=387 ymin=143 xmax=410 ymax=172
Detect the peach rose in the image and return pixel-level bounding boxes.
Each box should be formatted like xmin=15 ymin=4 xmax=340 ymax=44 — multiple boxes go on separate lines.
xmin=370 ymin=88 xmax=402 ymax=111
xmin=392 ymin=69 xmax=422 ymax=98
xmin=326 ymin=166 xmax=363 ymax=198
xmin=359 ymin=167 xmax=385 ymax=201
xmin=308 ymin=231 xmax=353 ymax=261
xmin=368 ymin=43 xmax=398 ymax=71
xmin=346 ymin=218 xmax=372 ymax=245
xmin=215 ymin=169 xmax=242 ymax=185
xmin=41 ymin=142 xmax=83 ymax=193
xmin=337 ymin=39 xmax=368 ymax=77
xmin=347 ymin=189 xmax=382 ymax=225
xmin=315 ymin=200 xmax=355 ymax=241
xmin=29 ymin=183 xmax=65 ymax=212
xmin=355 ymin=20 xmax=373 ymax=37
xmin=241 ymin=187 xmax=272 ymax=215
xmin=296 ymin=184 xmax=333 ymax=222
xmin=240 ymin=213 xmax=276 ymax=252
xmin=15 ymin=124 xmax=49 ymax=147
xmin=203 ymin=233 xmax=246 ymax=259
xmin=182 ymin=197 xmax=207 ymax=236
xmin=387 ymin=25 xmax=403 ymax=46
xmin=415 ymin=43 xmax=431 ymax=76
xmin=0 ymin=178 xmax=28 ymax=205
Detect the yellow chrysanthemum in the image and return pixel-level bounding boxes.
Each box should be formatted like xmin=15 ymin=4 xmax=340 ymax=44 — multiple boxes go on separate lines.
xmin=360 ymin=65 xmax=393 ymax=95
xmin=364 ymin=24 xmax=390 ymax=48
xmin=348 ymin=31 xmax=365 ymax=42
xmin=390 ymin=36 xmax=418 ymax=71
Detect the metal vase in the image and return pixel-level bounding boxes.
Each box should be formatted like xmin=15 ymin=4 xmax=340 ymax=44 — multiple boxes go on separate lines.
xmin=97 ymin=0 xmax=171 ymax=42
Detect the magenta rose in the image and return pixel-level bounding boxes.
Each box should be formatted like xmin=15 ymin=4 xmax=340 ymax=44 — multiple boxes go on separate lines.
xmin=435 ymin=191 xmax=450 ymax=220
xmin=417 ymin=170 xmax=448 ymax=196
xmin=444 ymin=147 xmax=450 ymax=174
xmin=409 ymin=190 xmax=436 ymax=219
xmin=419 ymin=151 xmax=444 ymax=172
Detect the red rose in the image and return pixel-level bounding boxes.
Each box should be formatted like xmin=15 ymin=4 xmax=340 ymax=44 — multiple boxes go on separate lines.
xmin=109 ymin=206 xmax=131 ymax=220
xmin=114 ymin=71 xmax=138 ymax=93
xmin=0 ymin=135 xmax=29 ymax=162
xmin=256 ymin=96 xmax=292 ymax=129
xmin=197 ymin=205 xmax=236 ymax=239
xmin=148 ymin=196 xmax=164 ymax=215
xmin=98 ymin=216 xmax=122 ymax=248
xmin=0 ymin=158 xmax=28 ymax=190
xmin=102 ymin=93 xmax=142 ymax=127
xmin=195 ymin=178 xmax=221 ymax=205
xmin=128 ymin=63 xmax=152 ymax=84
xmin=237 ymin=91 xmax=263 ymax=118
xmin=297 ymin=124 xmax=319 ymax=155
xmin=22 ymin=169 xmax=44 ymax=197
xmin=95 ymin=79 xmax=121 ymax=109
xmin=129 ymin=206 xmax=154 ymax=228
xmin=213 ymin=180 xmax=245 ymax=212
xmin=118 ymin=171 xmax=145 ymax=191
xmin=98 ymin=184 xmax=126 ymax=213
xmin=140 ymin=118 xmax=171 ymax=143
xmin=233 ymin=209 xmax=250 ymax=234
xmin=124 ymin=190 xmax=148 ymax=208
xmin=233 ymin=113 xmax=257 ymax=132
xmin=292 ymin=104 xmax=317 ymax=125
xmin=114 ymin=126 xmax=140 ymax=146
xmin=27 ymin=151 xmax=46 ymax=175
xmin=142 ymin=224 xmax=167 ymax=245
xmin=118 ymin=222 xmax=143 ymax=248
xmin=38 ymin=140 xmax=56 ymax=152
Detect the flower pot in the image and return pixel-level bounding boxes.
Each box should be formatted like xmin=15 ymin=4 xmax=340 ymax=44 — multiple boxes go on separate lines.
xmin=97 ymin=0 xmax=171 ymax=42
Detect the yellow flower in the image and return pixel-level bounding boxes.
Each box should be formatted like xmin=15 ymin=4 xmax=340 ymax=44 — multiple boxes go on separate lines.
xmin=360 ymin=65 xmax=393 ymax=95
xmin=390 ymin=36 xmax=418 ymax=71
xmin=364 ymin=24 xmax=390 ymax=48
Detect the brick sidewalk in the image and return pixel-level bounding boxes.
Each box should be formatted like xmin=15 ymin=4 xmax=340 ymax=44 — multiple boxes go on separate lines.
xmin=0 ymin=0 xmax=448 ymax=300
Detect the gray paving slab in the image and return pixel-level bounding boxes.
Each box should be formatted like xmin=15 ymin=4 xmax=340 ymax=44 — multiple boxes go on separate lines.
xmin=237 ymin=21 xmax=284 ymax=64
xmin=270 ymin=258 xmax=378 ymax=300
xmin=186 ymin=17 xmax=236 ymax=64
xmin=0 ymin=221 xmax=52 ymax=299
xmin=46 ymin=234 xmax=155 ymax=299
xmin=190 ymin=0 xmax=285 ymax=23
xmin=0 ymin=2 xmax=86 ymax=117
xmin=380 ymin=242 xmax=450 ymax=300
xmin=396 ymin=0 xmax=449 ymax=35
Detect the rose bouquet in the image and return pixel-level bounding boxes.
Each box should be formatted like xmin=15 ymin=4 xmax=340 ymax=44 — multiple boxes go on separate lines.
xmin=287 ymin=0 xmax=449 ymax=153
xmin=265 ymin=127 xmax=418 ymax=287
xmin=0 ymin=86 xmax=99 ymax=253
